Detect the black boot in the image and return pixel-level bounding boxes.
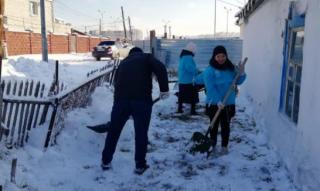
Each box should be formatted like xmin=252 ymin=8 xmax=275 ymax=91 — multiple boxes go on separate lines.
xmin=190 ymin=104 xmax=197 ymax=115
xmin=177 ymin=102 xmax=183 ymax=113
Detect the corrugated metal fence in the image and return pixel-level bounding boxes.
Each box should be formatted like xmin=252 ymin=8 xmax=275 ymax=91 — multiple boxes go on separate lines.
xmin=135 ymin=38 xmax=243 ymax=70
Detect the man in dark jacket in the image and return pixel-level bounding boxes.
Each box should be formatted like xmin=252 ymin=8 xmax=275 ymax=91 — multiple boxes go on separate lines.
xmin=101 ymin=47 xmax=169 ymax=175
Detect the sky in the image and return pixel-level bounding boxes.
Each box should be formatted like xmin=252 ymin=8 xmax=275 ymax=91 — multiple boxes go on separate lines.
xmin=0 ymin=53 xmax=297 ymax=191
xmin=54 ymin=0 xmax=247 ymax=37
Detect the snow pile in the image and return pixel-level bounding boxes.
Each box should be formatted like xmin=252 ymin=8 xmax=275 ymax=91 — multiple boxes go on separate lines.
xmin=2 ymin=54 xmax=113 ymax=91
xmin=0 ymin=54 xmax=297 ymax=190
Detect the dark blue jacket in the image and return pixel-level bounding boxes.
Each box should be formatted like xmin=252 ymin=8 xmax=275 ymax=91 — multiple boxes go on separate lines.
xmin=114 ymin=52 xmax=169 ymax=101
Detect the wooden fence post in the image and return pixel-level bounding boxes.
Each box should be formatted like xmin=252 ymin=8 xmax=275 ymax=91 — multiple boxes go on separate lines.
xmin=43 ymin=99 xmax=57 ymax=149
xmin=55 ymin=60 xmax=59 ymax=94
xmin=40 ymin=60 xmax=59 ymax=124
xmin=10 ymin=158 xmax=17 ymax=184
xmin=44 ymin=60 xmax=59 ymax=149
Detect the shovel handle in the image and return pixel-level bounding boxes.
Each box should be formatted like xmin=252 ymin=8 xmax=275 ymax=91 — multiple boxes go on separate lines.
xmin=152 ymin=97 xmax=160 ymax=104
xmin=204 ymin=57 xmax=248 ymax=137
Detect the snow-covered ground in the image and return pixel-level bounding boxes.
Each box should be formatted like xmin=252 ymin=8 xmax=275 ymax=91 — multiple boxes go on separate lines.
xmin=0 ymin=54 xmax=297 ymax=191
xmin=2 ymin=53 xmax=113 ymax=89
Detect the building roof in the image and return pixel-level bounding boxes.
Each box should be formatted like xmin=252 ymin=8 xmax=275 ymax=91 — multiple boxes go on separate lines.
xmin=235 ymin=0 xmax=266 ymax=25
xmin=71 ymin=28 xmax=87 ymax=36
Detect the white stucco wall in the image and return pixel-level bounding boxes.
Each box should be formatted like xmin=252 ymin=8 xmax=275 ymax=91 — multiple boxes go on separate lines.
xmin=296 ymin=0 xmax=320 ymax=190
xmin=5 ymin=0 xmax=70 ymax=34
xmin=241 ymin=0 xmax=320 ymax=190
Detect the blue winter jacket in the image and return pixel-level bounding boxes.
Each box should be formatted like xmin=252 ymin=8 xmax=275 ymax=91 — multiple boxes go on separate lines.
xmin=178 ymin=54 xmax=197 ymax=84
xmin=195 ymin=66 xmax=246 ymax=105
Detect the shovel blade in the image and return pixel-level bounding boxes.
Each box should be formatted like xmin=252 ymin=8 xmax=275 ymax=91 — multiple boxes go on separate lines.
xmin=191 ymin=131 xmax=206 ymax=142
xmin=87 ymin=122 xmax=110 ymax=133
xmin=190 ymin=131 xmax=213 ymax=154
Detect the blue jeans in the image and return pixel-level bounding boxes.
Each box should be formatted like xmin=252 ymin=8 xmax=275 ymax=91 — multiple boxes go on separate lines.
xmin=102 ymin=99 xmax=152 ymax=168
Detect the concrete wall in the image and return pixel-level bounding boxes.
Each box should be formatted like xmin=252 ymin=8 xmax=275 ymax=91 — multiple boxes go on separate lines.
xmin=241 ymin=0 xmax=320 ymax=190
xmin=297 ymin=0 xmax=320 ymax=189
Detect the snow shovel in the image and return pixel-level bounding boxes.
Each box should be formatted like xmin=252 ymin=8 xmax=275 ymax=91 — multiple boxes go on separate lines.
xmin=87 ymin=122 xmax=111 ymax=133
xmin=189 ymin=57 xmax=248 ymax=155
xmin=86 ymin=97 xmax=161 ymax=133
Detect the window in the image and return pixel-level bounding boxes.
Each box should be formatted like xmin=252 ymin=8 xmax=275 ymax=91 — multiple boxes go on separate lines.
xmin=280 ymin=2 xmax=305 ymax=124
xmin=30 ymin=1 xmax=39 ymax=16
xmin=284 ymin=30 xmax=304 ymax=123
xmin=98 ymin=41 xmax=115 ymax=46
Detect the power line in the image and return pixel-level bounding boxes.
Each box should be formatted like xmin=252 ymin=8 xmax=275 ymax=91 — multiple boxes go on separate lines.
xmin=232 ymin=0 xmax=245 ymax=6
xmin=55 ymin=0 xmax=97 ymax=21
xmin=218 ymin=0 xmax=242 ymax=9
xmin=54 ymin=1 xmax=125 ymax=31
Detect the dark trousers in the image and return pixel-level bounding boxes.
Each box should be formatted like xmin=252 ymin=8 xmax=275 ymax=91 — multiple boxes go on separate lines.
xmin=102 ymin=99 xmax=152 ymax=168
xmin=206 ymin=105 xmax=235 ymax=147
xmin=177 ymin=102 xmax=196 ymax=113
xmin=177 ymin=84 xmax=199 ymax=114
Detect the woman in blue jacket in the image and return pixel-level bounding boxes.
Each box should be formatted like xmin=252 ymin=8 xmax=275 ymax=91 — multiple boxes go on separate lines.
xmin=177 ymin=42 xmax=199 ymax=115
xmin=196 ymin=45 xmax=246 ymax=154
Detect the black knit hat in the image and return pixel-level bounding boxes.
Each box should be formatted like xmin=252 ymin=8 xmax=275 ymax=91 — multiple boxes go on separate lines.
xmin=213 ymin=45 xmax=228 ymax=57
xmin=210 ymin=45 xmax=234 ymax=71
xmin=129 ymin=47 xmax=143 ymax=55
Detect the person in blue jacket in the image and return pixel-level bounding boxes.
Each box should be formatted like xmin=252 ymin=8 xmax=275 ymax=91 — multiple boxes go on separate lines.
xmin=177 ymin=42 xmax=199 ymax=115
xmin=196 ymin=45 xmax=246 ymax=155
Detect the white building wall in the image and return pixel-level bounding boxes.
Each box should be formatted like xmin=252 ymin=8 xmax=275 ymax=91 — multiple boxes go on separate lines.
xmin=241 ymin=0 xmax=320 ymax=190
xmin=5 ymin=0 xmax=70 ymax=34
xmin=54 ymin=22 xmax=71 ymax=35
xmin=296 ymin=0 xmax=320 ymax=189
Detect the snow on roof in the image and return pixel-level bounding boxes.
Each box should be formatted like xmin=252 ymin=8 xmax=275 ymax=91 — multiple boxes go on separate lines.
xmin=235 ymin=0 xmax=266 ymax=25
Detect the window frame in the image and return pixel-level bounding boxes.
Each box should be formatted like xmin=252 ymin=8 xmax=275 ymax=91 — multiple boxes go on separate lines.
xmin=284 ymin=29 xmax=304 ymax=123
xmin=279 ymin=3 xmax=305 ymax=124
xmin=29 ymin=1 xmax=39 ymax=16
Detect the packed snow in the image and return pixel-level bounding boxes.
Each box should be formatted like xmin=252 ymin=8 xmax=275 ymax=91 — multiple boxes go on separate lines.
xmin=0 ymin=54 xmax=297 ymax=191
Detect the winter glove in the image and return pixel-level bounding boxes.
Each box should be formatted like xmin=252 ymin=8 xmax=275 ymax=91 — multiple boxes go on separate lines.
xmin=160 ymin=92 xmax=170 ymax=100
xmin=238 ymin=63 xmax=245 ymax=75
xmin=217 ymin=101 xmax=225 ymax=110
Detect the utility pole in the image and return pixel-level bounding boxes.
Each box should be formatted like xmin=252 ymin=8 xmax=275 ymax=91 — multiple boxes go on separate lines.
xmin=0 ymin=0 xmax=5 ymax=58
xmin=98 ymin=10 xmax=105 ymax=36
xmin=99 ymin=18 xmax=102 ymax=35
xmin=0 ymin=0 xmax=4 ymax=135
xmin=128 ymin=16 xmax=133 ymax=42
xmin=121 ymin=6 xmax=127 ymax=39
xmin=40 ymin=0 xmax=48 ymax=62
xmin=163 ymin=25 xmax=167 ymax=39
xmin=162 ymin=20 xmax=170 ymax=39
xmin=214 ymin=0 xmax=217 ymax=38
xmin=224 ymin=7 xmax=232 ymax=36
